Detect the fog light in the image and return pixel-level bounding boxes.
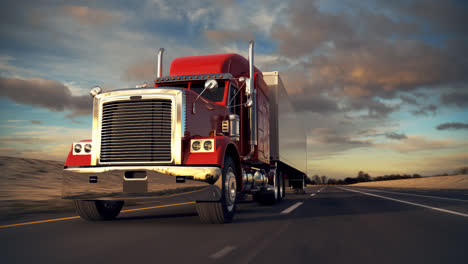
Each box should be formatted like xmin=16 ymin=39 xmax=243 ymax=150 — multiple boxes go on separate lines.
xmin=203 ymin=141 xmax=212 ymax=151
xmin=192 ymin=141 xmax=201 ymax=151
xmin=74 ymin=144 xmax=82 ymax=153
xmin=84 ymin=144 xmax=92 ymax=153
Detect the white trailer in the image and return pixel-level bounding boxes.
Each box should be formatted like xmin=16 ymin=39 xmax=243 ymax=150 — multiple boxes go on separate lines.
xmin=264 ymin=71 xmax=308 ymax=193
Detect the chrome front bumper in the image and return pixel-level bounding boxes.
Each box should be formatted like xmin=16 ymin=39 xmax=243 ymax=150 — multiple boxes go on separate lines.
xmin=62 ymin=166 xmax=223 ymax=202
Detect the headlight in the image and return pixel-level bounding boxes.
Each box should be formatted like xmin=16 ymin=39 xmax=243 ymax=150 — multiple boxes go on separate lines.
xmin=192 ymin=141 xmax=201 ymax=151
xmin=203 ymin=141 xmax=212 ymax=151
xmin=84 ymin=144 xmax=92 ymax=153
xmin=190 ymin=139 xmax=214 ymax=152
xmin=74 ymin=144 xmax=82 ymax=153
xmin=73 ymin=142 xmax=92 ymax=155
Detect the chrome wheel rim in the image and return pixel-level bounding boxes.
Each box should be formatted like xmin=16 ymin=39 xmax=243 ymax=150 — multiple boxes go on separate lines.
xmin=225 ymin=168 xmax=237 ymax=212
xmin=274 ymin=173 xmax=279 ymax=200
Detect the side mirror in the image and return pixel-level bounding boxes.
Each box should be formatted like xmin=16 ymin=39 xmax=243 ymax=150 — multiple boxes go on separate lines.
xmin=193 ymin=79 xmax=219 ymax=114
xmin=204 ymin=79 xmax=218 ymax=91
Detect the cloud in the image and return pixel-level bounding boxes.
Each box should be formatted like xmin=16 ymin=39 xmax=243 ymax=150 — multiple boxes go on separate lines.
xmin=317 ymin=135 xmax=371 ymax=146
xmin=441 ymin=92 xmax=468 ymax=107
xmin=0 ymin=77 xmax=91 ymax=117
xmin=30 ymin=120 xmax=42 ymax=124
xmin=205 ymin=30 xmax=255 ymax=45
xmin=122 ymin=59 xmax=156 ymax=82
xmin=385 ymin=132 xmax=407 ymax=140
xmin=60 ymin=5 xmax=119 ymax=25
xmin=377 ymin=135 xmax=457 ymax=153
xmin=410 ymin=104 xmax=437 ymax=116
xmin=400 ymin=94 xmax=419 ymax=105
xmin=0 ymin=123 xmax=91 ymax=161
xmin=268 ymin=0 xmax=468 ymax=122
xmin=290 ymin=94 xmax=339 ymax=114
xmin=383 ymin=0 xmax=468 ymax=35
xmin=307 ymin=126 xmax=374 ymax=160
xmin=344 ymin=98 xmax=399 ymax=119
xmin=436 ymin=122 xmax=468 ymax=130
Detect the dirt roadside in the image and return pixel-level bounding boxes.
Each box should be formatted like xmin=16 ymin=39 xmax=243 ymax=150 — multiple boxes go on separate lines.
xmin=352 ymin=174 xmax=468 ymax=189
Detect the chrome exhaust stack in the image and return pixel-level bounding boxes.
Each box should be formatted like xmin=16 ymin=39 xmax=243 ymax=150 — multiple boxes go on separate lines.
xmin=157 ymin=48 xmax=164 ymax=78
xmin=244 ymin=40 xmax=257 ymax=160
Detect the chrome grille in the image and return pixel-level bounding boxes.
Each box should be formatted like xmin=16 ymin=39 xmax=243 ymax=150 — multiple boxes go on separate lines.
xmin=100 ymin=99 xmax=172 ymax=163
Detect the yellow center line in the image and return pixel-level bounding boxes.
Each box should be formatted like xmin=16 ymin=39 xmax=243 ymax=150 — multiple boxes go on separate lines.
xmin=0 ymin=201 xmax=196 ymax=229
xmin=121 ymin=201 xmax=195 ymax=213
xmin=0 ymin=216 xmax=81 ymax=229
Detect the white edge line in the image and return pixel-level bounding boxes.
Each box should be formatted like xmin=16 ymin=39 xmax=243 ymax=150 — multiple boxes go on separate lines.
xmin=339 ymin=187 xmax=468 ymax=218
xmin=281 ymin=202 xmax=304 ymax=214
xmin=353 ymin=187 xmax=468 ymax=202
xmin=210 ymin=246 xmax=237 ymax=259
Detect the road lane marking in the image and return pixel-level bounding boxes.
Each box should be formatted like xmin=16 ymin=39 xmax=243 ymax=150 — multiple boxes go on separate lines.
xmin=317 ymin=187 xmax=326 ymax=193
xmin=0 ymin=201 xmax=196 ymax=229
xmin=353 ymin=187 xmax=468 ymax=202
xmin=0 ymin=216 xmax=81 ymax=229
xmin=310 ymin=193 xmax=316 ymax=196
xmin=120 ymin=201 xmax=195 ymax=213
xmin=339 ymin=187 xmax=468 ymax=218
xmin=209 ymin=246 xmax=236 ymax=259
xmin=281 ymin=202 xmax=304 ymax=214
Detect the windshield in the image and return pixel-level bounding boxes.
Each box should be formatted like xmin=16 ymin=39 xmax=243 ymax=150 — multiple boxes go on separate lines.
xmin=190 ymin=81 xmax=226 ymax=102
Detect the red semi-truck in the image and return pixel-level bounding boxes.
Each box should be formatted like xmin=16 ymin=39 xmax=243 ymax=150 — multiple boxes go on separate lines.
xmin=63 ymin=41 xmax=307 ymax=224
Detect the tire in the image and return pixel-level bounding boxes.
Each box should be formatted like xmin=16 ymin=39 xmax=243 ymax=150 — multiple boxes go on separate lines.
xmin=73 ymin=200 xmax=124 ymax=221
xmin=281 ymin=174 xmax=286 ymax=199
xmin=196 ymin=156 xmax=237 ymax=224
xmin=277 ymin=172 xmax=284 ymax=203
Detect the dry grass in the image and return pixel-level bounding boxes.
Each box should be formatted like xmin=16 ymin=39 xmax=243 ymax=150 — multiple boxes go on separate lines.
xmin=352 ymin=174 xmax=468 ymax=189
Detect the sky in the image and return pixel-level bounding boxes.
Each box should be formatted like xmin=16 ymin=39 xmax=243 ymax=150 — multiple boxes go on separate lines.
xmin=0 ymin=0 xmax=467 ymax=179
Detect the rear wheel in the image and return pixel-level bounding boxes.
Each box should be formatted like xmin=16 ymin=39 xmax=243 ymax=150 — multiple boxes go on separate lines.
xmin=277 ymin=172 xmax=284 ymax=203
xmin=196 ymin=156 xmax=237 ymax=224
xmin=73 ymin=200 xmax=124 ymax=221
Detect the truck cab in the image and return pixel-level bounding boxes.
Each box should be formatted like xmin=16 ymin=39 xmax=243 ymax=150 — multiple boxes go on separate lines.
xmin=63 ymin=42 xmax=300 ymax=224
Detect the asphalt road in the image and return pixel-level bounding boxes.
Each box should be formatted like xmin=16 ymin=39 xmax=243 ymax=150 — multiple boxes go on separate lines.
xmin=1 ymin=186 xmax=468 ymax=264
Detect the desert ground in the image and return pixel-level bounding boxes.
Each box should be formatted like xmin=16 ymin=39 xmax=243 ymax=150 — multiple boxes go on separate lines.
xmin=1 ymin=155 xmax=467 ymax=220
xmin=352 ymin=174 xmax=468 ymax=189
xmin=0 ymin=156 xmax=73 ymax=219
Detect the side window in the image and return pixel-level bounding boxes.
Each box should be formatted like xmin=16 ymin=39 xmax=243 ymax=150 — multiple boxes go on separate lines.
xmin=228 ymin=84 xmax=240 ymax=115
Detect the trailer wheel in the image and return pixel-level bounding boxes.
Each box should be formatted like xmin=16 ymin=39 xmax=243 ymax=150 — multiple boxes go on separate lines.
xmin=281 ymin=174 xmax=286 ymax=199
xmin=73 ymin=200 xmax=124 ymax=221
xmin=196 ymin=156 xmax=237 ymax=224
xmin=277 ymin=172 xmax=284 ymax=203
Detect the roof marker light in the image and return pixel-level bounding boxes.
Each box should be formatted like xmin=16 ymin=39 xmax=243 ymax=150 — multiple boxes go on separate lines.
xmin=90 ymin=86 xmax=102 ymax=97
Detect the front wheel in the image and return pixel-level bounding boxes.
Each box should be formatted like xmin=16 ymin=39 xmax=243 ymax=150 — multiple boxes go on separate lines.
xmin=196 ymin=156 xmax=237 ymax=224
xmin=73 ymin=200 xmax=124 ymax=221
